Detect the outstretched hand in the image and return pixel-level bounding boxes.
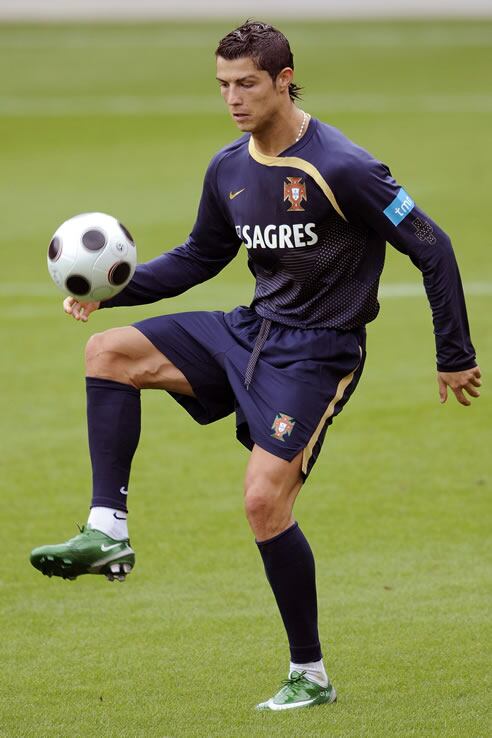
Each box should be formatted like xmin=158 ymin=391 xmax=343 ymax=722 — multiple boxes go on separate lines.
xmin=63 ymin=296 xmax=100 ymax=322
xmin=437 ymin=366 xmax=482 ymax=406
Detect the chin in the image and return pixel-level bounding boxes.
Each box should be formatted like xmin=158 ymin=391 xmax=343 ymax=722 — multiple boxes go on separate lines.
xmin=235 ymin=122 xmax=253 ymax=133
xmin=232 ymin=117 xmax=255 ymax=133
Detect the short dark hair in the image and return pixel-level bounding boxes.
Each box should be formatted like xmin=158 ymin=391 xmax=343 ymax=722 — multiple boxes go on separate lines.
xmin=215 ymin=20 xmax=302 ymax=101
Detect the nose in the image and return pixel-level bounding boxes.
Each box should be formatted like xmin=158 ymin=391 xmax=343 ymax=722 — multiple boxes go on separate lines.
xmin=226 ymin=84 xmax=242 ymax=107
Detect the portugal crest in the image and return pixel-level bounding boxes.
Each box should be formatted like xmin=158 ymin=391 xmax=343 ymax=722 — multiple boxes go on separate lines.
xmin=283 ymin=177 xmax=307 ymax=212
xmin=271 ymin=413 xmax=296 ymax=442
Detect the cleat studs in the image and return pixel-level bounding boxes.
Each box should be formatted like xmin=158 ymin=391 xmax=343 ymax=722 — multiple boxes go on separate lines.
xmin=46 ymin=556 xmax=54 ymax=561
xmin=110 ymin=563 xmax=120 ymax=574
xmin=122 ymin=564 xmax=132 ymax=574
xmin=117 ymin=574 xmax=125 ymax=582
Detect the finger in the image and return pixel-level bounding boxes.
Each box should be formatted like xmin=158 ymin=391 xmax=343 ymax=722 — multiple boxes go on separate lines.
xmin=452 ymin=387 xmax=471 ymax=406
xmin=469 ymin=375 xmax=482 ymax=387
xmin=64 ymin=297 xmax=75 ymax=314
xmin=464 ymin=383 xmax=480 ymax=398
xmin=71 ymin=302 xmax=83 ymax=320
xmin=438 ymin=376 xmax=447 ymax=404
xmin=473 ymin=366 xmax=482 ymax=380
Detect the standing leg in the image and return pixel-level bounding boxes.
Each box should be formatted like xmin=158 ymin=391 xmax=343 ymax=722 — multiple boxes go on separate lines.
xmin=244 ymin=445 xmax=336 ymax=710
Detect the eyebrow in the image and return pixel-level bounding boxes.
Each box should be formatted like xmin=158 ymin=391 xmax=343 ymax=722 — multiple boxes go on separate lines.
xmin=216 ymin=75 xmax=258 ymax=83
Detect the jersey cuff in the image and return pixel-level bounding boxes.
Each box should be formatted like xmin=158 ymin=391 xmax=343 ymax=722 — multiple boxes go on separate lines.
xmin=437 ymin=360 xmax=477 ymax=373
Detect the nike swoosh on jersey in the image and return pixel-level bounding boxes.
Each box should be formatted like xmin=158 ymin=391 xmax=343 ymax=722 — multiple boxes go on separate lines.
xmin=229 ymin=188 xmax=246 ymax=200
xmin=101 ymin=543 xmax=121 ymax=552
xmin=120 ymin=486 xmax=128 ymax=495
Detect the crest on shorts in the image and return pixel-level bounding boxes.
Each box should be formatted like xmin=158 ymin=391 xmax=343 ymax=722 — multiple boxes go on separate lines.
xmin=283 ymin=177 xmax=307 ymax=212
xmin=271 ymin=413 xmax=296 ymax=442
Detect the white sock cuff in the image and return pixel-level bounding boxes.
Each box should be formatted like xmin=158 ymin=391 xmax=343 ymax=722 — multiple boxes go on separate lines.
xmin=289 ymin=658 xmax=328 ymax=687
xmin=87 ymin=506 xmax=128 ymax=540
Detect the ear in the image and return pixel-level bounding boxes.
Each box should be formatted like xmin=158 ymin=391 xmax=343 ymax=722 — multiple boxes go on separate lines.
xmin=276 ymin=67 xmax=294 ymax=94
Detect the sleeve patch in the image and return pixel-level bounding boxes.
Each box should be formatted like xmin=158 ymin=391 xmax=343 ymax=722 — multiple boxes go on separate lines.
xmin=383 ymin=188 xmax=415 ymax=226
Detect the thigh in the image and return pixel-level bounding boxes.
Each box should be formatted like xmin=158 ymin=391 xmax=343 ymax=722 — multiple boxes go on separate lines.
xmin=123 ymin=327 xmax=196 ymax=394
xmin=245 ymin=444 xmax=303 ymax=498
xmin=134 ymin=311 xmax=237 ymax=425
xmin=86 ymin=325 xmax=194 ymax=395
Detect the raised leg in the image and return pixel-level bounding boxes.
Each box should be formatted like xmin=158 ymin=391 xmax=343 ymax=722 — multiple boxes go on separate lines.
xmin=30 ymin=326 xmax=195 ymax=581
xmin=84 ymin=326 xmax=194 ymax=513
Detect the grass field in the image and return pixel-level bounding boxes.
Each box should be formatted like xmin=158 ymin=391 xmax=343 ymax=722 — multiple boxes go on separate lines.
xmin=0 ymin=19 xmax=491 ymax=738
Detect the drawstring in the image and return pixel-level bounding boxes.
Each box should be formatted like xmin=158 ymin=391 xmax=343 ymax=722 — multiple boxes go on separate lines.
xmin=244 ymin=318 xmax=272 ymax=390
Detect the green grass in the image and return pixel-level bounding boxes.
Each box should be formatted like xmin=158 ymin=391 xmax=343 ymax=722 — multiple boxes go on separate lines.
xmin=0 ymin=19 xmax=491 ymax=738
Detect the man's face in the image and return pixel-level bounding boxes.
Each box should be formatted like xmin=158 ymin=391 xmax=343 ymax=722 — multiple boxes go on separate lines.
xmin=216 ymin=55 xmax=290 ymax=133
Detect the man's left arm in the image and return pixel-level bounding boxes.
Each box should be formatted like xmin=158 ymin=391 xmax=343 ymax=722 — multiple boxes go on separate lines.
xmin=339 ymin=156 xmax=481 ymax=406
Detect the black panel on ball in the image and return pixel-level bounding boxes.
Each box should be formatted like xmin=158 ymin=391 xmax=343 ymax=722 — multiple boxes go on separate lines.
xmin=48 ymin=237 xmax=61 ymax=261
xmin=66 ymin=275 xmax=91 ymax=296
xmin=108 ymin=262 xmax=131 ymax=285
xmin=82 ymin=229 xmax=106 ymax=251
xmin=119 ymin=222 xmax=135 ymax=245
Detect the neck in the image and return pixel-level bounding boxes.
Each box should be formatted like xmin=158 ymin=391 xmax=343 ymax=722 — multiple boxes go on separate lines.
xmin=252 ymin=105 xmax=308 ymax=157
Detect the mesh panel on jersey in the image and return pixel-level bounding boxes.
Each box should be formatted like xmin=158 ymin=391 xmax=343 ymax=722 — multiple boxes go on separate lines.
xmin=250 ymin=212 xmax=382 ymax=329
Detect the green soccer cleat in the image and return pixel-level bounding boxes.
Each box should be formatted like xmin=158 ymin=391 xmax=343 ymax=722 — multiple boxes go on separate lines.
xmin=30 ymin=525 xmax=135 ymax=582
xmin=256 ymin=670 xmax=337 ymax=711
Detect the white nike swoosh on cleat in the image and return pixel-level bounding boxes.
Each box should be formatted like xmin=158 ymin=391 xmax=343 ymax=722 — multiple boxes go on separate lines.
xmin=262 ymin=697 xmax=318 ymax=710
xmin=90 ymin=547 xmax=134 ymax=569
xmin=100 ymin=543 xmax=121 ymax=552
xmin=120 ymin=487 xmax=128 ymax=495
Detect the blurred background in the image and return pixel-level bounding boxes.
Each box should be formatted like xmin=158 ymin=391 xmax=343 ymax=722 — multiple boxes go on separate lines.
xmin=1 ymin=0 xmax=492 ymax=19
xmin=0 ymin=3 xmax=490 ymax=738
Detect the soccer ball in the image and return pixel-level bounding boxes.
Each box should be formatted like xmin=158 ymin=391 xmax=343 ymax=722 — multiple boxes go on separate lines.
xmin=47 ymin=212 xmax=137 ymax=302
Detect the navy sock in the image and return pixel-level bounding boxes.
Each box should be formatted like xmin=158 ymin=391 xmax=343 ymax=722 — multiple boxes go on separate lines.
xmin=256 ymin=522 xmax=322 ymax=663
xmin=86 ymin=377 xmax=141 ymax=513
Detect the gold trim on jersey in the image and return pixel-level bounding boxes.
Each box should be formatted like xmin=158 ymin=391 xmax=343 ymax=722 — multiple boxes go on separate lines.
xmin=248 ymin=136 xmax=347 ymax=222
xmin=301 ymin=347 xmax=362 ymax=475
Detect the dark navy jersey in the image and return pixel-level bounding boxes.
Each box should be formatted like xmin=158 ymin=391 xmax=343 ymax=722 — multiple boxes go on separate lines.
xmin=104 ymin=118 xmax=475 ymax=372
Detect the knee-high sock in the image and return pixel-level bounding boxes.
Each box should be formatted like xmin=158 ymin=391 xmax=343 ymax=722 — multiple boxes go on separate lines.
xmin=256 ymin=522 xmax=322 ymax=663
xmin=86 ymin=377 xmax=141 ymax=513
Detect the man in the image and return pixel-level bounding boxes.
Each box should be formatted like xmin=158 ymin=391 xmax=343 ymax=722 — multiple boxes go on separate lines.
xmin=31 ymin=21 xmax=481 ymax=711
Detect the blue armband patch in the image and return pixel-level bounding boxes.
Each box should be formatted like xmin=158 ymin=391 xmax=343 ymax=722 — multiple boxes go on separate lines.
xmin=383 ymin=188 xmax=415 ymax=226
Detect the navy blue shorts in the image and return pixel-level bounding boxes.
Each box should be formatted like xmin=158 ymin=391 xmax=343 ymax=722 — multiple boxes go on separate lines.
xmin=134 ymin=306 xmax=366 ymax=478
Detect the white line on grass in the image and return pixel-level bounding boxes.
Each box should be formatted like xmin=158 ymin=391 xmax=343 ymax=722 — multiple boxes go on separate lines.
xmin=0 ymin=27 xmax=490 ymax=49
xmin=0 ymin=282 xmax=491 ymax=299
xmin=1 ymin=93 xmax=492 ymax=116
xmin=379 ymin=282 xmax=492 ymax=297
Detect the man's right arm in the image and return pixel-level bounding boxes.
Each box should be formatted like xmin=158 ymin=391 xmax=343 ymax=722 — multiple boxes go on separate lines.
xmin=102 ymin=154 xmax=241 ymax=309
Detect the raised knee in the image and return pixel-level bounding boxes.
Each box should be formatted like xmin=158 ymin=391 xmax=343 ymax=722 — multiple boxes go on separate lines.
xmin=85 ymin=330 xmax=124 ymax=378
xmin=85 ymin=332 xmax=102 ymax=369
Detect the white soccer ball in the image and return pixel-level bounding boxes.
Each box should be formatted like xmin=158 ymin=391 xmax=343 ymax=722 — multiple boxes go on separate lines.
xmin=47 ymin=212 xmax=137 ymax=302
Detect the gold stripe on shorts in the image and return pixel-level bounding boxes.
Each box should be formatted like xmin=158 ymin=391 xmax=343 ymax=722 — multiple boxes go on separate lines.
xmin=302 ymin=349 xmax=361 ymax=475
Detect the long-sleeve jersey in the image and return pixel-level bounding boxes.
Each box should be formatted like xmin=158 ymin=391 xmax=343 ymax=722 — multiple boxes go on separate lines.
xmin=103 ymin=117 xmax=476 ymax=372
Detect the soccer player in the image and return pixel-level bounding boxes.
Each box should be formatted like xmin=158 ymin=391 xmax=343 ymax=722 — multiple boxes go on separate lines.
xmin=31 ymin=21 xmax=481 ymax=711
